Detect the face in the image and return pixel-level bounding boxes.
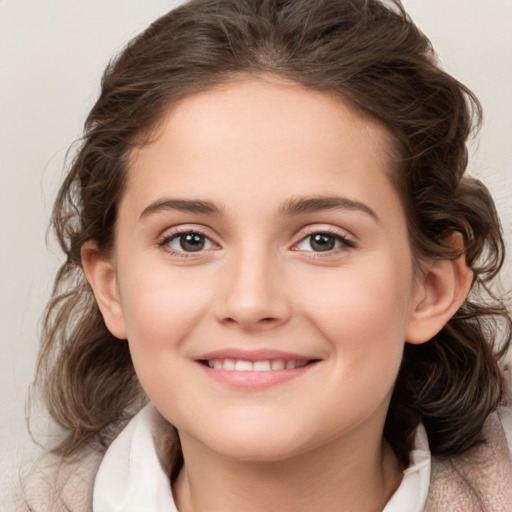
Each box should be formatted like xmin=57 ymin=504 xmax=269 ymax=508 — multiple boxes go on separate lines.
xmin=99 ymin=77 xmax=424 ymax=462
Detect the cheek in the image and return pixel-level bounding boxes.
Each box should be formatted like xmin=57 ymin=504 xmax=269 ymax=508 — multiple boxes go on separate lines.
xmin=310 ymin=268 xmax=411 ymax=417
xmin=308 ymin=260 xmax=413 ymax=341
xmin=117 ymin=269 xmax=211 ymax=364
xmin=300 ymin=254 xmax=414 ymax=392
xmin=117 ymin=274 xmax=212 ymax=412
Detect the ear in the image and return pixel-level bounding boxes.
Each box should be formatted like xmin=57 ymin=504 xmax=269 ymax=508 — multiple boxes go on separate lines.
xmin=81 ymin=240 xmax=127 ymax=340
xmin=406 ymin=241 xmax=473 ymax=344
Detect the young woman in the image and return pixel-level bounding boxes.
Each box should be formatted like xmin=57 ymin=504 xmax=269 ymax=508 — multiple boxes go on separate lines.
xmin=24 ymin=0 xmax=512 ymax=510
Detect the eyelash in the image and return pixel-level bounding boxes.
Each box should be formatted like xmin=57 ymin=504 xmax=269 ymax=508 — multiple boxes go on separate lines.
xmin=158 ymin=228 xmax=218 ymax=258
xmin=293 ymin=229 xmax=356 ymax=255
xmin=157 ymin=227 xmax=356 ymax=258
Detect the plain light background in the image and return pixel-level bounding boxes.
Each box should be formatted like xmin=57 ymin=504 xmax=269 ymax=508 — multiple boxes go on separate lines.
xmin=1 ymin=0 xmax=511 ymax=506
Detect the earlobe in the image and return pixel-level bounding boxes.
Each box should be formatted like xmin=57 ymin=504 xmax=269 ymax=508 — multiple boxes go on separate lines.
xmin=81 ymin=241 xmax=127 ymax=340
xmin=406 ymin=251 xmax=473 ymax=344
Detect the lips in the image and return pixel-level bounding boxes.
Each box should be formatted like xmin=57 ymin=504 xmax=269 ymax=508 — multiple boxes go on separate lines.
xmin=196 ymin=349 xmax=319 ymax=388
xmin=205 ymin=358 xmax=310 ymax=371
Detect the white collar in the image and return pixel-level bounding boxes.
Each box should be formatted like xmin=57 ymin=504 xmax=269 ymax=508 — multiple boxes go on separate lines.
xmin=383 ymin=422 xmax=430 ymax=512
xmin=93 ymin=405 xmax=176 ymax=512
xmin=93 ymin=404 xmax=431 ymax=512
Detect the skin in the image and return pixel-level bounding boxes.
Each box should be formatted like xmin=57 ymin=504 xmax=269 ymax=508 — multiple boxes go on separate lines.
xmin=83 ymin=77 xmax=472 ymax=512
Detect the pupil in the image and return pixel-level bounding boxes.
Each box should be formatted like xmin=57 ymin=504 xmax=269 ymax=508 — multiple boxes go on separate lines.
xmin=311 ymin=233 xmax=335 ymax=251
xmin=180 ymin=233 xmax=205 ymax=252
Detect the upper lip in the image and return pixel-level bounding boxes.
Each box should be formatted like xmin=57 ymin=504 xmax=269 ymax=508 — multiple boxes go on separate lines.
xmin=197 ymin=349 xmax=317 ymax=362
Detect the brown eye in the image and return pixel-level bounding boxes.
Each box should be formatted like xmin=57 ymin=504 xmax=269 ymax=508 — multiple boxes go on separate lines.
xmin=309 ymin=233 xmax=336 ymax=251
xmin=165 ymin=232 xmax=213 ymax=252
xmin=181 ymin=233 xmax=204 ymax=251
xmin=296 ymin=232 xmax=353 ymax=252
xmin=309 ymin=233 xmax=337 ymax=251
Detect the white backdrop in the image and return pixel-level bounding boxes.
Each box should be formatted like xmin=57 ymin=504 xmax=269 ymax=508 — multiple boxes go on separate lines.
xmin=1 ymin=0 xmax=511 ymax=507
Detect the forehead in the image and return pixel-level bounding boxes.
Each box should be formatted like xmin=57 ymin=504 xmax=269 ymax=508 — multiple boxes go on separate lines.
xmin=161 ymin=77 xmax=395 ymax=153
xmin=124 ymin=77 xmax=402 ymax=220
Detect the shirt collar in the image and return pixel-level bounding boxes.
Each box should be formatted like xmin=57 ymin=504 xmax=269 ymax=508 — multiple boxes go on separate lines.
xmin=94 ymin=404 xmax=431 ymax=512
xmin=383 ymin=423 xmax=431 ymax=512
xmin=93 ymin=404 xmax=177 ymax=512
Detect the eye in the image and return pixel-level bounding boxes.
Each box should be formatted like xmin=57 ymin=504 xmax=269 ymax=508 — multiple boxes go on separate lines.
xmin=163 ymin=231 xmax=215 ymax=253
xmin=296 ymin=232 xmax=353 ymax=252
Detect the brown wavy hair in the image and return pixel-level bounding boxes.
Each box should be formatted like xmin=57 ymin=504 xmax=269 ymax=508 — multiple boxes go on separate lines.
xmin=33 ymin=0 xmax=511 ymax=463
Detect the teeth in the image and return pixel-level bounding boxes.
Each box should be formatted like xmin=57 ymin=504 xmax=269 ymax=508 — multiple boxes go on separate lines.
xmin=235 ymin=360 xmax=253 ymax=371
xmin=206 ymin=359 xmax=308 ymax=371
xmin=271 ymin=359 xmax=285 ymax=370
xmin=223 ymin=358 xmax=235 ymax=370
xmin=253 ymin=361 xmax=271 ymax=371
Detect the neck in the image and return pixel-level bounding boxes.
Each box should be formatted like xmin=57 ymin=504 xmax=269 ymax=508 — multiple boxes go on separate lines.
xmin=173 ymin=430 xmax=402 ymax=512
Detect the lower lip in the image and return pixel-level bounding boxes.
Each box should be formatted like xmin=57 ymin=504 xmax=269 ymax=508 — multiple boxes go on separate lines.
xmin=197 ymin=362 xmax=317 ymax=389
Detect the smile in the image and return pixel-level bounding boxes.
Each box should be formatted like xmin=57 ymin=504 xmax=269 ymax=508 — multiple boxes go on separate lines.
xmin=205 ymin=359 xmax=310 ymax=371
xmin=197 ymin=350 xmax=319 ymax=388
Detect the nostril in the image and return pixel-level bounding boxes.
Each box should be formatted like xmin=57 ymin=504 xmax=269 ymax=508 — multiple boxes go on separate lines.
xmin=224 ymin=317 xmax=275 ymax=323
xmin=221 ymin=316 xmax=280 ymax=328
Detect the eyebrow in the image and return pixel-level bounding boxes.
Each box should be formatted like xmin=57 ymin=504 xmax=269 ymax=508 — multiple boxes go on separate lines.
xmin=139 ymin=199 xmax=223 ymax=220
xmin=279 ymin=196 xmax=380 ymax=223
xmin=139 ymin=195 xmax=380 ymax=223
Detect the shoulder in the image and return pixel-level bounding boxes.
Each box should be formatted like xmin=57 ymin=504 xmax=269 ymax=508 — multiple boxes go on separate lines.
xmin=21 ymin=448 xmax=104 ymax=512
xmin=425 ymin=364 xmax=512 ymax=512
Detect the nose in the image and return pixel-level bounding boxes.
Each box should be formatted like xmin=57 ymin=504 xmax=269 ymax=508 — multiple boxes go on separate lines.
xmin=215 ymin=246 xmax=291 ymax=331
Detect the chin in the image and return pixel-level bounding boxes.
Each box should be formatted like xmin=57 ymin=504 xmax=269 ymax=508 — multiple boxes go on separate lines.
xmin=214 ymin=440 xmax=310 ymax=463
xmin=183 ymin=419 xmax=322 ymax=463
